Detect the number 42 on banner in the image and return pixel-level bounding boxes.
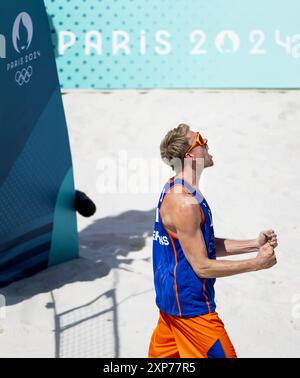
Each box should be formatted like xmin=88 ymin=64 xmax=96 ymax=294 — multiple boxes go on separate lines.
xmin=275 ymin=30 xmax=300 ymax=58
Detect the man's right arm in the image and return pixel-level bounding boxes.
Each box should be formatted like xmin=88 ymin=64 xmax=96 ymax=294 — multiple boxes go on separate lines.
xmin=171 ymin=196 xmax=277 ymax=279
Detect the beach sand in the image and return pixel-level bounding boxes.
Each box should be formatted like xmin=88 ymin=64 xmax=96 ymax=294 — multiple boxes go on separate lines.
xmin=0 ymin=89 xmax=300 ymax=357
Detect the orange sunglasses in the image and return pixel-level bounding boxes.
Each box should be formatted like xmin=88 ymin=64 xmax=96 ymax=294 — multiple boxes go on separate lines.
xmin=185 ymin=132 xmax=207 ymax=155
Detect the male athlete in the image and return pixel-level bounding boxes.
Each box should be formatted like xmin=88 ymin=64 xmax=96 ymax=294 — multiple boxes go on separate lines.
xmin=148 ymin=123 xmax=278 ymax=358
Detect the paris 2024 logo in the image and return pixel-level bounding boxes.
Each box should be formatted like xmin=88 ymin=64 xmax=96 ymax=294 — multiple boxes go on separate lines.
xmin=1 ymin=11 xmax=41 ymax=86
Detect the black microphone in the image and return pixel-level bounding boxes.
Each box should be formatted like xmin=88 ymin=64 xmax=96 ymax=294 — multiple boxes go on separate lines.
xmin=74 ymin=190 xmax=97 ymax=217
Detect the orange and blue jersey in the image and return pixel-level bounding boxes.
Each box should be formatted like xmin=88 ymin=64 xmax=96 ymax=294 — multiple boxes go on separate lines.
xmin=152 ymin=177 xmax=217 ymax=317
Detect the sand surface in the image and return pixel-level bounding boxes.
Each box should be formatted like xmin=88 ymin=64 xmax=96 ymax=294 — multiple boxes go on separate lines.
xmin=1 ymin=89 xmax=300 ymax=357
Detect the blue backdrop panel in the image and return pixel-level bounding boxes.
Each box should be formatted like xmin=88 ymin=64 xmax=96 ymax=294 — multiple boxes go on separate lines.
xmin=44 ymin=0 xmax=300 ymax=89
xmin=0 ymin=0 xmax=78 ymax=288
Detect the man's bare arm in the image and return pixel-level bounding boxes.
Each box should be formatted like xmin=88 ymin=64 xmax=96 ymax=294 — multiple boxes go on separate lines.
xmin=215 ymin=230 xmax=278 ymax=257
xmin=170 ymin=196 xmax=277 ymax=279
xmin=215 ymin=238 xmax=258 ymax=257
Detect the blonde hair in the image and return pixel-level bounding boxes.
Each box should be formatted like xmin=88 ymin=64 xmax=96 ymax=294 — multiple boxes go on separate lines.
xmin=160 ymin=123 xmax=190 ymax=171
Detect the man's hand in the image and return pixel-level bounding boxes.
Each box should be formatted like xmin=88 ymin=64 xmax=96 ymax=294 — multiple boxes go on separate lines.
xmin=256 ymin=229 xmax=278 ymax=249
xmin=255 ymin=243 xmax=277 ymax=270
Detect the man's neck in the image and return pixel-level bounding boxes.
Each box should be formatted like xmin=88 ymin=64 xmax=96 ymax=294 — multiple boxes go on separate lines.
xmin=174 ymin=169 xmax=202 ymax=191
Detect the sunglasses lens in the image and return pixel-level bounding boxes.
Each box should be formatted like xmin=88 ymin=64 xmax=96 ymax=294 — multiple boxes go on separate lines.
xmin=186 ymin=132 xmax=207 ymax=155
xmin=197 ymin=133 xmax=205 ymax=145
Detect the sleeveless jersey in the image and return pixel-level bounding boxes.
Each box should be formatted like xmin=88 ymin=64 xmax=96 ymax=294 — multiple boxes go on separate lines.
xmin=152 ymin=177 xmax=217 ymax=317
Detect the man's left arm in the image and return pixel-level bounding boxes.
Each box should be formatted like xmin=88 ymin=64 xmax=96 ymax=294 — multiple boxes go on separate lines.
xmin=215 ymin=229 xmax=278 ymax=257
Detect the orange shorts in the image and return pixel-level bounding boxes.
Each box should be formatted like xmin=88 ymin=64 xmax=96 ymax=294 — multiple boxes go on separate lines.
xmin=148 ymin=310 xmax=237 ymax=358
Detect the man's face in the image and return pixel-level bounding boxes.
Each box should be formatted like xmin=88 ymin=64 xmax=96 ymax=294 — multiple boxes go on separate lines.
xmin=186 ymin=130 xmax=214 ymax=168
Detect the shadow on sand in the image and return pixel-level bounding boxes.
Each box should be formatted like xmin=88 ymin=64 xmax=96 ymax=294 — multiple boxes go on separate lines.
xmin=2 ymin=209 xmax=155 ymax=305
xmin=1 ymin=209 xmax=155 ymax=357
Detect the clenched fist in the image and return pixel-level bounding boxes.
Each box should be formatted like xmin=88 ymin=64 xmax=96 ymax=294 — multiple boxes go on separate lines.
xmin=256 ymin=229 xmax=278 ymax=249
xmin=256 ymin=242 xmax=277 ymax=270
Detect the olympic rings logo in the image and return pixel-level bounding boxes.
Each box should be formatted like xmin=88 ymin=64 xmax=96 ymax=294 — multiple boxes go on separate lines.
xmin=15 ymin=66 xmax=33 ymax=86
